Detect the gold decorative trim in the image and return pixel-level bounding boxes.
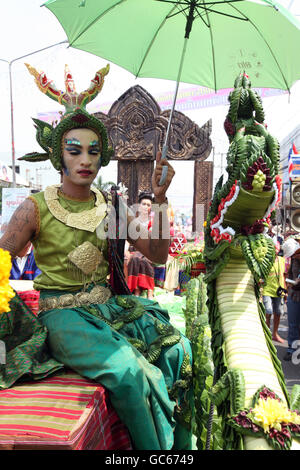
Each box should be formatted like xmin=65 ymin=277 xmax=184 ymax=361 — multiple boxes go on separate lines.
xmin=44 ymin=185 xmax=107 ymax=232
xmin=57 ymin=189 xmax=95 ymax=203
xmin=38 ymin=285 xmax=112 ymax=313
xmin=68 ymin=241 xmax=103 ymax=275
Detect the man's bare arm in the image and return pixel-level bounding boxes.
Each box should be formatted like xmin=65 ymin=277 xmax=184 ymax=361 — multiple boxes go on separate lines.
xmin=127 ymin=203 xmax=170 ymax=264
xmin=127 ymin=152 xmax=174 ymax=264
xmin=0 ymin=199 xmax=37 ymax=258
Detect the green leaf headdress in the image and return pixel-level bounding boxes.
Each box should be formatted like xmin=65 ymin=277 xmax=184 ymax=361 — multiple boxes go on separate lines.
xmin=19 ymin=63 xmax=113 ymax=171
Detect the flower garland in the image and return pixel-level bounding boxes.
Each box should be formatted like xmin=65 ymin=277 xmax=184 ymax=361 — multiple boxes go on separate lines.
xmin=229 ymin=386 xmax=300 ymax=450
xmin=0 ymin=249 xmax=15 ymax=314
xmin=210 ymin=180 xmax=239 ymax=244
xmin=263 ymin=179 xmax=281 ymax=221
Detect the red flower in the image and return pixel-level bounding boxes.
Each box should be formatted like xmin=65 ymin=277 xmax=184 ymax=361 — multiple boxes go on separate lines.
xmin=289 ymin=423 xmax=300 ymax=434
xmin=221 ymin=232 xmax=232 ymax=241
xmin=259 ymin=387 xmax=277 ymax=401
xmin=210 ymin=215 xmax=220 ymax=226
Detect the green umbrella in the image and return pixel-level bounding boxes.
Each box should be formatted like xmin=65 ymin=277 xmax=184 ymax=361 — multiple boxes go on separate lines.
xmin=42 ymin=0 xmax=300 ymax=182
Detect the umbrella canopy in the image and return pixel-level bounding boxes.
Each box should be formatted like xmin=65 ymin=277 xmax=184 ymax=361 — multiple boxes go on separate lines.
xmin=43 ymin=0 xmax=300 ymax=91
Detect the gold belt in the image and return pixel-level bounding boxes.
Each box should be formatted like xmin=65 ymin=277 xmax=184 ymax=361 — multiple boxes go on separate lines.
xmin=38 ymin=285 xmax=112 ymax=313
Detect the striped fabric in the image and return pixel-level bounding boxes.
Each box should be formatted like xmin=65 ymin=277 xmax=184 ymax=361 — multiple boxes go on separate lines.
xmin=0 ymin=371 xmax=132 ymax=450
xmin=16 ymin=290 xmax=40 ymax=316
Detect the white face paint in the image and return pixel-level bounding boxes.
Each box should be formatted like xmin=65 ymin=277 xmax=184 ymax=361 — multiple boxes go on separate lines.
xmin=62 ymin=128 xmax=102 ymax=186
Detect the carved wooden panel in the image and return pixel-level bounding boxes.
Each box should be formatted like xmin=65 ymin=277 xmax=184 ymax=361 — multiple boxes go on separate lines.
xmin=161 ymin=110 xmax=212 ymax=161
xmin=94 ymin=85 xmax=212 ymax=163
xmin=94 ymin=86 xmax=165 ymax=161
xmin=118 ymin=160 xmax=154 ymax=206
xmin=193 ymin=161 xmax=214 ymax=232
xmin=94 ymin=85 xmax=213 ymax=227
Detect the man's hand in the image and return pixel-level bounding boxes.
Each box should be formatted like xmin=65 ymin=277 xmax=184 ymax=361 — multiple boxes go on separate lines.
xmin=151 ymin=151 xmax=175 ymax=202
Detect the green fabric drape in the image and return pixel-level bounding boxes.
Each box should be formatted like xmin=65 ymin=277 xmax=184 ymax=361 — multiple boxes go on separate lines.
xmin=38 ymin=292 xmax=193 ymax=450
xmin=0 ymin=293 xmax=64 ymax=389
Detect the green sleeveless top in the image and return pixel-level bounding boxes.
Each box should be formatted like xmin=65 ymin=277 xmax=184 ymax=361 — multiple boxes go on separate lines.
xmin=30 ymin=186 xmax=109 ymax=291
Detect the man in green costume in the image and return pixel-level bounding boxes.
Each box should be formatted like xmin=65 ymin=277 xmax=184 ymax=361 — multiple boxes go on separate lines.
xmin=0 ymin=64 xmax=193 ymax=450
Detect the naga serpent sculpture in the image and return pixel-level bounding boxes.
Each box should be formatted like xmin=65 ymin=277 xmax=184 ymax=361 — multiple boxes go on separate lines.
xmin=203 ymin=73 xmax=300 ymax=450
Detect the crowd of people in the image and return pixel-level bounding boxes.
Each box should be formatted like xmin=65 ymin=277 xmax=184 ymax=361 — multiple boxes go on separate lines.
xmin=261 ymin=221 xmax=300 ymax=362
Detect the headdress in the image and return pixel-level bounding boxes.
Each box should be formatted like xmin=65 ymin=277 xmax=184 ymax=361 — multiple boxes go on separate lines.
xmin=19 ymin=63 xmax=113 ymax=171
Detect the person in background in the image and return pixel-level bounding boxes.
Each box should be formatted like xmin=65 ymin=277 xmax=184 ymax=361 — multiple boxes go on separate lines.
xmin=262 ymin=241 xmax=287 ymax=343
xmin=10 ymin=241 xmax=41 ymax=280
xmin=126 ymin=192 xmax=155 ymax=299
xmin=163 ymin=222 xmax=187 ymax=293
xmin=282 ymin=237 xmax=300 ymax=361
xmin=269 ymin=220 xmax=284 ymax=252
xmin=9 ymin=241 xmax=41 ymax=315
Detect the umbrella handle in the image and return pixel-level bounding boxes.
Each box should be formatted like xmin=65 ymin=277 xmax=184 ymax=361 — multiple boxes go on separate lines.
xmin=158 ymin=144 xmax=168 ymax=186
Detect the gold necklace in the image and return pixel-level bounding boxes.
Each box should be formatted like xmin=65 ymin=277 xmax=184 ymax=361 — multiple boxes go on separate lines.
xmin=44 ymin=184 xmax=107 ymax=232
xmin=45 ymin=184 xmax=110 ymax=286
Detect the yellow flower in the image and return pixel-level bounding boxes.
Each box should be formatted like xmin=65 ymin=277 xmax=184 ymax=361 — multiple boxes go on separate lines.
xmin=251 ymin=398 xmax=292 ymax=433
xmin=0 ymin=249 xmax=14 ymax=315
xmin=0 ymin=248 xmax=12 ymax=285
xmin=0 ymin=285 xmax=15 ymax=314
xmin=290 ymin=411 xmax=300 ymax=425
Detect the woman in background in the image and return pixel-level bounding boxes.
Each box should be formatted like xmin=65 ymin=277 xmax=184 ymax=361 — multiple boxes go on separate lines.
xmin=126 ymin=192 xmax=155 ymax=299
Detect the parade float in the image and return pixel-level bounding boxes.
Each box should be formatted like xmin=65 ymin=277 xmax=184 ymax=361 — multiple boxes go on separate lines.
xmin=200 ymin=73 xmax=300 ymax=450
xmin=1 ymin=70 xmax=300 ymax=450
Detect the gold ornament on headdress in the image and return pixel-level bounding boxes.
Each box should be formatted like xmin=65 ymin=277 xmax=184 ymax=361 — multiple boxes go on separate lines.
xmin=25 ymin=62 xmax=110 ymax=114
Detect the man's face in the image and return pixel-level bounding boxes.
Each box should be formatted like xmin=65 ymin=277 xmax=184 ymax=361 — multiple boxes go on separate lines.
xmin=62 ymin=128 xmax=102 ymax=186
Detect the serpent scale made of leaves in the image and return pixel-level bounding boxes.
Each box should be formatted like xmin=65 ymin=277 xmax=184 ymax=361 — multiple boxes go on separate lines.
xmin=204 ymin=73 xmax=300 ymax=450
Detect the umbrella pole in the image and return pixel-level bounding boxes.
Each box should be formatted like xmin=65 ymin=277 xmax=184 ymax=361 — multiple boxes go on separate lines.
xmin=159 ymin=37 xmax=188 ymax=185
xmin=159 ymin=0 xmax=196 ymax=185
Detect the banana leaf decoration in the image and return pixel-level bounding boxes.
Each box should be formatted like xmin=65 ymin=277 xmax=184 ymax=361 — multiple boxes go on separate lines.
xmin=19 ymin=118 xmax=55 ymax=165
xmin=202 ymin=73 xmax=300 ymax=450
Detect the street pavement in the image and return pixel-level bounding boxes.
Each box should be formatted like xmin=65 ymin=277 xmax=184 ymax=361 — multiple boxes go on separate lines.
xmin=272 ymin=308 xmax=300 ymax=393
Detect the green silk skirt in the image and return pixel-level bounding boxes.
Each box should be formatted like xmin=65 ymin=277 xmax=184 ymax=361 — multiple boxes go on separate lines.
xmin=38 ymin=292 xmax=193 ymax=450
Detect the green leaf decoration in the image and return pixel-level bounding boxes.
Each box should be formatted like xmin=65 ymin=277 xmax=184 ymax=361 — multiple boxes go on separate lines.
xmin=290 ymin=385 xmax=300 ymax=413
xmin=32 ymin=118 xmax=53 ymax=152
xmin=241 ymin=234 xmax=275 ymax=281
xmin=208 ymin=368 xmax=245 ymax=416
xmin=18 ymin=152 xmax=49 ymax=162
